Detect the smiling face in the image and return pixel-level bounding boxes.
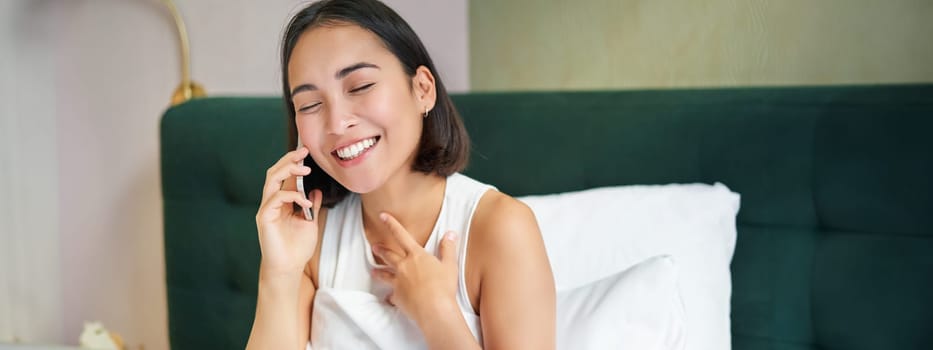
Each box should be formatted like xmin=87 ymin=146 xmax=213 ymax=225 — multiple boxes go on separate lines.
xmin=288 ymin=23 xmax=436 ymax=194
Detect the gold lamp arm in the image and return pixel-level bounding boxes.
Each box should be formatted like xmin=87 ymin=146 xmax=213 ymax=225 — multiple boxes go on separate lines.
xmin=162 ymin=0 xmax=205 ymax=106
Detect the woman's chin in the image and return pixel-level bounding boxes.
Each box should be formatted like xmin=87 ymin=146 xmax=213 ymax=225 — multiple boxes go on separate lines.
xmin=335 ymin=173 xmax=384 ymax=194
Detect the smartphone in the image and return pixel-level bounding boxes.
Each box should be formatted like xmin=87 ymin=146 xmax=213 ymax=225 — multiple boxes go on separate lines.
xmin=294 ymin=140 xmax=314 ymax=221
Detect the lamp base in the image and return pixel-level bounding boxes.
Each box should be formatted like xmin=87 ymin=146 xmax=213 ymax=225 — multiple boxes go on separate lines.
xmin=170 ymin=81 xmax=206 ymax=106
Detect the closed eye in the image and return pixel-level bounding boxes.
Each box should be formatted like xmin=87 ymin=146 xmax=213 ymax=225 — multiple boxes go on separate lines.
xmin=350 ymin=83 xmax=375 ymax=94
xmin=298 ymin=102 xmax=321 ymax=114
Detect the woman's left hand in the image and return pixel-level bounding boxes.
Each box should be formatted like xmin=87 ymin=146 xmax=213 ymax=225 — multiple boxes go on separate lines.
xmin=371 ymin=212 xmax=461 ymax=325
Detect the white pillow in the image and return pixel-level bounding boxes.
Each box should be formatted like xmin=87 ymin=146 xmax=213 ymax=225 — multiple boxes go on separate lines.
xmin=519 ymin=183 xmax=739 ymax=350
xmin=557 ymin=255 xmax=685 ymax=350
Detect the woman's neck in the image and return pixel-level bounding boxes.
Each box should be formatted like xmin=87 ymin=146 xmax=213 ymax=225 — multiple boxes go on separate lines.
xmin=360 ymin=170 xmax=447 ymax=248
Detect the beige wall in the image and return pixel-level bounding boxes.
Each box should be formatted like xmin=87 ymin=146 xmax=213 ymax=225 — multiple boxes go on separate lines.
xmin=470 ymin=0 xmax=933 ymax=91
xmin=2 ymin=0 xmax=467 ymax=348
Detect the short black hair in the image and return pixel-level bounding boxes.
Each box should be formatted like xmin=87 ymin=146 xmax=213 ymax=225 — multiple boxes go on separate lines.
xmin=281 ymin=0 xmax=470 ymax=208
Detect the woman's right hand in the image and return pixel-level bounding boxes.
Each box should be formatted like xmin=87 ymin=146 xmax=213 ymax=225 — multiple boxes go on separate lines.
xmin=255 ymin=147 xmax=323 ymax=279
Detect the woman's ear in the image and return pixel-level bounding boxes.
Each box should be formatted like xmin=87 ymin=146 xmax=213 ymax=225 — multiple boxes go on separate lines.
xmin=412 ymin=65 xmax=437 ymax=112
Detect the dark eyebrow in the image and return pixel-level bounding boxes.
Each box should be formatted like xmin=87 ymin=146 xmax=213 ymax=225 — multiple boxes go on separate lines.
xmin=336 ymin=62 xmax=380 ymax=79
xmin=290 ymin=83 xmax=317 ymax=99
xmin=290 ymin=62 xmax=379 ymax=99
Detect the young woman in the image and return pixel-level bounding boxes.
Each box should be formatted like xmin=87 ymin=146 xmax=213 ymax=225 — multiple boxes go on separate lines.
xmin=246 ymin=0 xmax=555 ymax=349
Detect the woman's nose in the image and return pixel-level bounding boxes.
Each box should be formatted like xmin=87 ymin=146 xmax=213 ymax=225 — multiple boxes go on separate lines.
xmin=325 ymin=105 xmax=357 ymax=135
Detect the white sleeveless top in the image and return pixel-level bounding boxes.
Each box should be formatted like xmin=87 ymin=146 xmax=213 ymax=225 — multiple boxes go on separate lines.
xmin=307 ymin=173 xmax=495 ymax=350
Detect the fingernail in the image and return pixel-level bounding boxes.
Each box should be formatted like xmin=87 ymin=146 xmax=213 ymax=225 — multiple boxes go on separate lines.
xmin=379 ymin=213 xmax=388 ymax=222
xmin=372 ymin=245 xmax=381 ymax=255
xmin=445 ymin=231 xmax=458 ymax=241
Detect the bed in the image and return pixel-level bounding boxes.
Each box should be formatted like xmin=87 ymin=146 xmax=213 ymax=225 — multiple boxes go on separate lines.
xmin=160 ymin=84 xmax=933 ymax=349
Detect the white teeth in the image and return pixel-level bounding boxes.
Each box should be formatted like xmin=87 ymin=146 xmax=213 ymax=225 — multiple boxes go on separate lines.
xmin=336 ymin=137 xmax=377 ymax=160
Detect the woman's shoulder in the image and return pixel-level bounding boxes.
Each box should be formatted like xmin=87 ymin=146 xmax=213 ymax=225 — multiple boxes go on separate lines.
xmin=468 ymin=190 xmax=542 ymax=260
xmin=472 ymin=190 xmax=532 ymax=226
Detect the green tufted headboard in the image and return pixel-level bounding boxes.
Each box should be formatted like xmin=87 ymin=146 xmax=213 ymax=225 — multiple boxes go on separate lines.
xmin=160 ymin=85 xmax=933 ymax=350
